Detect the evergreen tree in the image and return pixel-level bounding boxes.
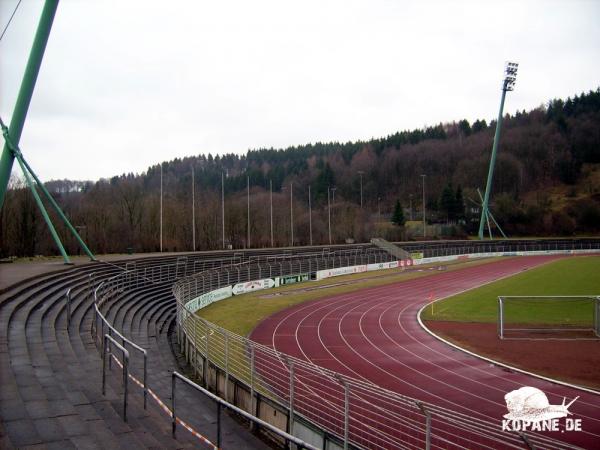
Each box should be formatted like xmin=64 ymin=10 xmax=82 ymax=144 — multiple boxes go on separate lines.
xmin=392 ymin=200 xmax=405 ymax=226
xmin=454 ymin=185 xmax=465 ymax=221
xmin=439 ymin=184 xmax=455 ymax=223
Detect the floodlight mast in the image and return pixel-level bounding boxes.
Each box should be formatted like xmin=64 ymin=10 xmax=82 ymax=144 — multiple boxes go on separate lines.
xmin=478 ymin=61 xmax=518 ymax=240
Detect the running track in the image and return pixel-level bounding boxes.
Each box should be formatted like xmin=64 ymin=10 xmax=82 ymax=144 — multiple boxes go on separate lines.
xmin=250 ymin=256 xmax=600 ymax=449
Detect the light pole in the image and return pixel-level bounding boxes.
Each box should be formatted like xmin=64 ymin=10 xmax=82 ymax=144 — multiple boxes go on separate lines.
xmin=221 ymin=171 xmax=225 ymax=249
xmin=160 ymin=163 xmax=163 ymax=252
xmin=191 ymin=165 xmax=195 ymax=251
xmin=308 ymin=185 xmax=313 ymax=246
xmin=247 ymin=175 xmax=250 ymax=248
xmin=421 ymin=174 xmax=426 ymax=238
xmin=328 ymin=187 xmax=332 ymax=245
xmin=378 ymin=196 xmax=381 ymax=221
xmin=357 ymin=171 xmax=364 ymax=208
xmin=290 ymin=183 xmax=294 ymax=247
xmin=330 ymin=187 xmax=336 ymax=244
xmin=409 ymin=194 xmax=413 ymax=221
xmin=270 ymin=179 xmax=274 ymax=247
xmin=479 ymin=61 xmax=519 ymax=240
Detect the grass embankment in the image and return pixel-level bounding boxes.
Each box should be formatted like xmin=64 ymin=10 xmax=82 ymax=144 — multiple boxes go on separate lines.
xmin=421 ymin=256 xmax=600 ymax=325
xmin=197 ymin=257 xmax=501 ymax=336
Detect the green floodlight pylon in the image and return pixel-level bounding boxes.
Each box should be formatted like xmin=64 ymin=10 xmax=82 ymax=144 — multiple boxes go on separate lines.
xmin=1 ymin=119 xmax=96 ymax=263
xmin=478 ymin=61 xmax=519 ymax=240
xmin=0 ymin=0 xmax=96 ymax=263
xmin=0 ymin=0 xmax=59 ymax=210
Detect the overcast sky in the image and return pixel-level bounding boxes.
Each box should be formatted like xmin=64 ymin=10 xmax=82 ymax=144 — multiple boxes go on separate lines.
xmin=1 ymin=0 xmax=599 ymax=181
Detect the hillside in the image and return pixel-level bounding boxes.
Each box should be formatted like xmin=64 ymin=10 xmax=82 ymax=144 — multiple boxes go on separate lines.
xmin=1 ymin=89 xmax=599 ymax=257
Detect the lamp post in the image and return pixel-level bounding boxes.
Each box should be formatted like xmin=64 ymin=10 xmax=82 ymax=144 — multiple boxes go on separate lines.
xmin=290 ymin=183 xmax=294 ymax=247
xmin=191 ymin=165 xmax=195 ymax=251
xmin=221 ymin=171 xmax=225 ymax=249
xmin=308 ymin=185 xmax=313 ymax=246
xmin=247 ymin=175 xmax=250 ymax=248
xmin=421 ymin=174 xmax=426 ymax=238
xmin=479 ymin=61 xmax=519 ymax=240
xmin=357 ymin=171 xmax=364 ymax=208
xmin=330 ymin=187 xmax=336 ymax=244
xmin=270 ymin=179 xmax=274 ymax=247
xmin=328 ymin=187 xmax=332 ymax=245
xmin=160 ymin=163 xmax=163 ymax=252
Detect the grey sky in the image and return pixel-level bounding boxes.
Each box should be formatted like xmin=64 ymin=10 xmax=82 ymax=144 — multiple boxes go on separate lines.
xmin=1 ymin=0 xmax=599 ymax=181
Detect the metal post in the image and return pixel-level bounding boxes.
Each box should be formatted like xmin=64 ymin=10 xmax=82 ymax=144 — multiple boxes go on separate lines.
xmin=224 ymin=333 xmax=229 ymax=401
xmin=160 ymin=163 xmax=163 ymax=252
xmin=308 ymin=185 xmax=313 ymax=246
xmin=143 ymin=351 xmax=147 ymax=410
xmin=65 ymin=289 xmax=71 ymax=328
xmin=250 ymin=346 xmax=256 ymax=418
xmin=192 ymin=165 xmax=196 ymax=251
xmin=416 ymin=402 xmax=431 ymax=450
xmin=328 ymin=188 xmax=332 ymax=245
xmin=289 ymin=361 xmax=295 ymax=436
xmin=270 ymin=179 xmax=274 ymax=247
xmin=171 ymin=372 xmax=177 ymax=436
xmin=421 ymin=174 xmax=426 ymax=238
xmin=0 ymin=0 xmax=59 ymax=209
xmin=290 ymin=182 xmax=294 ymax=247
xmin=499 ymin=297 xmax=504 ymax=339
xmin=222 ymin=171 xmax=225 ymax=249
xmin=479 ymin=71 xmax=513 ymax=239
xmin=123 ymin=349 xmax=128 ymax=422
xmin=247 ymin=174 xmax=251 ymax=248
xmin=217 ymin=402 xmax=222 ymax=448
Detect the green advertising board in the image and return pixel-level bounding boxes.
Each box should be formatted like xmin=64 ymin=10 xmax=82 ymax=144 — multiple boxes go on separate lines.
xmin=279 ymin=273 xmax=310 ymax=286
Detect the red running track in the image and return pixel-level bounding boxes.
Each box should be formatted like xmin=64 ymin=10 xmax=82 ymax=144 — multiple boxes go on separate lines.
xmin=250 ymin=256 xmax=600 ymax=449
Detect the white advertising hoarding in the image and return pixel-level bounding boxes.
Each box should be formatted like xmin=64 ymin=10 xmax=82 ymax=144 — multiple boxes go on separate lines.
xmin=232 ymin=278 xmax=276 ymax=295
xmin=185 ymin=286 xmax=232 ymax=313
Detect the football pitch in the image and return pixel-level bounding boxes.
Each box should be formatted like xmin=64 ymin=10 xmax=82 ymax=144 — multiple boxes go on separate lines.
xmin=421 ymin=256 xmax=600 ymax=324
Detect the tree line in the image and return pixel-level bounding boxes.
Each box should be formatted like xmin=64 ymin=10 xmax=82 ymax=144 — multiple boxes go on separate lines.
xmin=1 ymin=88 xmax=599 ymax=257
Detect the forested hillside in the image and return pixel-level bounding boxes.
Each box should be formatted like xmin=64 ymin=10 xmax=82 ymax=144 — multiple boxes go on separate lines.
xmin=1 ymin=89 xmax=599 ymax=257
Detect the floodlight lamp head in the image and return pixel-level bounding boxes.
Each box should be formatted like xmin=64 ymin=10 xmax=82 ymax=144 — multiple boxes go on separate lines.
xmin=503 ymin=61 xmax=518 ymax=91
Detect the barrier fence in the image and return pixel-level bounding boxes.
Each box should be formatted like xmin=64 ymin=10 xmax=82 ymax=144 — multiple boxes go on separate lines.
xmin=91 ymin=241 xmax=599 ymax=449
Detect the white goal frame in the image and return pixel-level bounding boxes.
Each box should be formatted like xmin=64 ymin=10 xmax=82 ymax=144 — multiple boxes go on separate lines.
xmin=498 ymin=295 xmax=600 ymax=340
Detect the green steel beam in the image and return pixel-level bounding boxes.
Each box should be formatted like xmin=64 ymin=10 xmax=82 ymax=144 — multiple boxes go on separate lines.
xmin=478 ymin=87 xmax=508 ymax=240
xmin=14 ymin=152 xmax=71 ymax=264
xmin=0 ymin=0 xmax=59 ymax=210
xmin=20 ymin=156 xmax=96 ymax=260
xmin=1 ymin=118 xmax=95 ymax=261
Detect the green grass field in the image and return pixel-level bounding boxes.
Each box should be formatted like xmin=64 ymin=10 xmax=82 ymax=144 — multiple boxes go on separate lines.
xmin=421 ymin=256 xmax=600 ymax=325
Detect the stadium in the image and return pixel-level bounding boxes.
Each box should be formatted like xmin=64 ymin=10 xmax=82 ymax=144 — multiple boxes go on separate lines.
xmin=1 ymin=1 xmax=600 ymax=449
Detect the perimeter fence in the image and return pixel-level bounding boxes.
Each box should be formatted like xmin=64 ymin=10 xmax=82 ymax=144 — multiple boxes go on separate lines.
xmin=92 ymin=240 xmax=598 ymax=449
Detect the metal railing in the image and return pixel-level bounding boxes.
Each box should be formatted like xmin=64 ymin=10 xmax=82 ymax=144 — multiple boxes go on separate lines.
xmin=172 ymin=244 xmax=592 ymax=450
xmin=172 ymin=371 xmax=320 ymax=450
xmin=103 ymin=334 xmax=130 ymax=421
xmin=91 ymin=240 xmax=598 ymax=449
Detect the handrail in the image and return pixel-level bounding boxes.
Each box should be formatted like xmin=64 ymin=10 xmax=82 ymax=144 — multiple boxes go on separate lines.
xmin=171 ymin=371 xmax=320 ymax=450
xmin=94 ymin=274 xmax=148 ymax=409
xmin=103 ymin=334 xmax=130 ymax=422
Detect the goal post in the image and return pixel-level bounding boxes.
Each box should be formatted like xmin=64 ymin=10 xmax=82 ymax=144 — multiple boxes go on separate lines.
xmin=498 ymin=295 xmax=600 ymax=340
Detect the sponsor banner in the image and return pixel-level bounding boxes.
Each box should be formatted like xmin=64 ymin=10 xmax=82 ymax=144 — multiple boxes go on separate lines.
xmin=366 ymin=261 xmax=399 ymax=271
xmin=185 ymin=286 xmax=232 ymax=313
xmin=410 ymin=252 xmax=424 ymax=260
xmin=316 ymin=265 xmax=367 ymax=280
xmin=232 ymin=278 xmax=276 ymax=295
xmin=277 ymin=273 xmax=310 ymax=286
